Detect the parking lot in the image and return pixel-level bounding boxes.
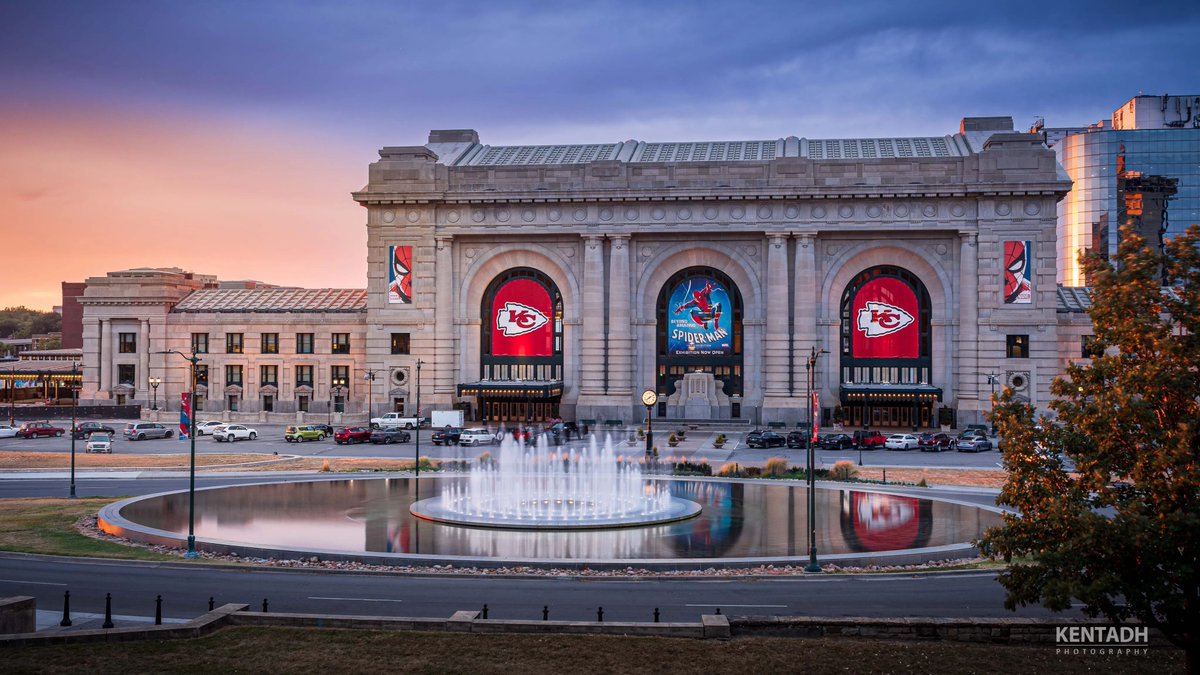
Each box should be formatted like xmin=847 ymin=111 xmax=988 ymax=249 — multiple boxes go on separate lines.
xmin=0 ymin=419 xmax=1007 ymax=469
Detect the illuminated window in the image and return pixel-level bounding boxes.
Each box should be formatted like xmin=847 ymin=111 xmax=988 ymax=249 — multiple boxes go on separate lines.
xmin=331 ymin=333 xmax=350 ymax=354
xmin=391 ymin=333 xmax=410 ymax=355
xmin=1007 ymin=335 xmax=1029 ymax=359
xmin=225 ymin=333 xmax=243 ymax=354
xmin=261 ymin=333 xmax=278 ymax=354
xmin=118 ymin=333 xmax=136 ymax=354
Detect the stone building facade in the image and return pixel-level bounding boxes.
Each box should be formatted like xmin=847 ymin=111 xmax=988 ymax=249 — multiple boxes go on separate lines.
xmin=78 ymin=117 xmax=1099 ymax=429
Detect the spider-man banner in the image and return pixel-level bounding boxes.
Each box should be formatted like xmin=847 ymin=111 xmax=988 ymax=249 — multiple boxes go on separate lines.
xmin=179 ymin=392 xmax=191 ymax=440
xmin=1004 ymin=240 xmax=1032 ymax=304
xmin=388 ymin=245 xmax=412 ymax=304
xmin=667 ymin=278 xmax=732 ymax=356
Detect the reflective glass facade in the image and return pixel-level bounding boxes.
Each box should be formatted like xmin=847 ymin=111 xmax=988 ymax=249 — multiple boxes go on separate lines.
xmin=1053 ymin=98 xmax=1200 ymax=286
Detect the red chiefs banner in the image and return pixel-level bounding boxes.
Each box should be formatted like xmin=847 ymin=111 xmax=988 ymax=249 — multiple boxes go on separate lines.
xmin=852 ymin=277 xmax=919 ymax=359
xmin=490 ymin=278 xmax=554 ymax=357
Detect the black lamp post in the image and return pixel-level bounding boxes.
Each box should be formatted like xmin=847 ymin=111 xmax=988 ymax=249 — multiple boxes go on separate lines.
xmin=641 ymin=389 xmax=657 ymax=459
xmin=985 ymin=372 xmax=1000 ymax=433
xmin=69 ymin=363 xmax=78 ymax=499
xmin=8 ymin=364 xmax=15 ymax=427
xmin=156 ymin=349 xmax=201 ymax=559
xmin=414 ymin=360 xmax=423 ymax=478
xmin=805 ymin=346 xmax=829 ymax=574
xmin=149 ymin=377 xmax=161 ymax=411
xmin=359 ymin=369 xmax=383 ymax=426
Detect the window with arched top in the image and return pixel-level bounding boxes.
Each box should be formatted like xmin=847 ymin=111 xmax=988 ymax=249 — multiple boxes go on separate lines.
xmin=839 ymin=266 xmax=932 ymax=385
xmin=655 ymin=266 xmax=744 ymax=398
xmin=480 ymin=268 xmax=563 ymax=382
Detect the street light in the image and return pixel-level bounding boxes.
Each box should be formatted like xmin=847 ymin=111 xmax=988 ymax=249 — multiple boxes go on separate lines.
xmin=69 ymin=363 xmax=79 ymax=499
xmin=328 ymin=377 xmax=346 ymax=426
xmin=414 ymin=359 xmax=423 ymax=479
xmin=641 ymin=389 xmax=657 ymax=459
xmin=984 ymin=372 xmax=1000 ymax=433
xmin=805 ymin=346 xmax=829 ymax=574
xmin=155 ymin=349 xmax=201 ymax=559
xmin=358 ymin=369 xmax=384 ymax=426
xmin=8 ymin=364 xmax=15 ymax=427
xmin=149 ymin=377 xmax=161 ymax=411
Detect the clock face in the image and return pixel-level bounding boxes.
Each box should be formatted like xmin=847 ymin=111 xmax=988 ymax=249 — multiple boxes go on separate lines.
xmin=641 ymin=389 xmax=657 ymax=406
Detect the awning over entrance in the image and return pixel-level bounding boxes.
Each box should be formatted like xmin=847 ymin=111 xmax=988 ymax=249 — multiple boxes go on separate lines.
xmin=457 ymin=380 xmax=564 ymax=399
xmin=839 ymin=384 xmax=943 ymax=403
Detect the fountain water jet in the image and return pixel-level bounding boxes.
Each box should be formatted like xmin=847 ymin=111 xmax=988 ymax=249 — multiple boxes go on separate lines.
xmin=409 ymin=434 xmax=701 ymax=529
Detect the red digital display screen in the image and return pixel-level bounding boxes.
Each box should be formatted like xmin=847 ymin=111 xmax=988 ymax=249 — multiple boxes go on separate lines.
xmin=851 ymin=277 xmax=919 ymax=359
xmin=490 ymin=278 xmax=553 ymax=357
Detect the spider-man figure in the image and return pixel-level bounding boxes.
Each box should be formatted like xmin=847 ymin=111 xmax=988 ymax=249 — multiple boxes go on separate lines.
xmin=674 ymin=280 xmax=723 ymax=329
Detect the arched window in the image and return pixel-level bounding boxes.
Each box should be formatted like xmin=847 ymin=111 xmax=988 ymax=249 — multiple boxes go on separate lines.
xmin=655 ymin=267 xmax=744 ymax=397
xmin=480 ymin=268 xmax=563 ymax=381
xmin=838 ymin=266 xmax=932 ymax=385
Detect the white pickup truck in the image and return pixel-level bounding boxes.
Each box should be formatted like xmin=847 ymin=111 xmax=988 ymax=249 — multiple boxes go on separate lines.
xmin=370 ymin=412 xmax=424 ymax=429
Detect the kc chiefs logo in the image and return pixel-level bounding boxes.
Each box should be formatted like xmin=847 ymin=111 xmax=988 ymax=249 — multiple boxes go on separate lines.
xmin=856 ymin=301 xmax=914 ymax=338
xmin=496 ymin=302 xmax=549 ymax=337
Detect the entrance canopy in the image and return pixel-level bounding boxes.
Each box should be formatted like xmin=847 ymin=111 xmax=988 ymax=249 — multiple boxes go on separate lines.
xmin=457 ymin=380 xmax=563 ymax=399
xmin=839 ymin=384 xmax=942 ymax=404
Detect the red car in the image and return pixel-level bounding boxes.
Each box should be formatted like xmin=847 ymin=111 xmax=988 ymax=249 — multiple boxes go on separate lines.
xmin=918 ymin=432 xmax=953 ymax=451
xmin=18 ymin=422 xmax=65 ymax=438
xmin=853 ymin=430 xmax=887 ymax=449
xmin=334 ymin=426 xmax=372 ymax=445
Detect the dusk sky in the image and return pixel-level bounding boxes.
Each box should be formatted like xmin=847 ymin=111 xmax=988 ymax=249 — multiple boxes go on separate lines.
xmin=1 ymin=0 xmax=1197 ymax=311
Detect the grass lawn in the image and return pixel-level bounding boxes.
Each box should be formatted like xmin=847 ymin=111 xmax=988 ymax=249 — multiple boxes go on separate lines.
xmin=0 ymin=627 xmax=1182 ymax=674
xmin=0 ymin=498 xmax=175 ymax=561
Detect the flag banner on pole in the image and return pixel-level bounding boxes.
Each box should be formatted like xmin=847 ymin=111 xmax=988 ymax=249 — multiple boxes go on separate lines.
xmin=811 ymin=392 xmax=820 ymax=443
xmin=179 ymin=392 xmax=191 ymax=440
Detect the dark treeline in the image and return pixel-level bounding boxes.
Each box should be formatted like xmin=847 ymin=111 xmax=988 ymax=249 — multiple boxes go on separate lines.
xmin=0 ymin=307 xmax=62 ymax=339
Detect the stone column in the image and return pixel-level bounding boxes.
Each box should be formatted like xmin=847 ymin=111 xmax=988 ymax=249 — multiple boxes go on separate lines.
xmin=139 ymin=319 xmax=150 ymax=399
xmin=98 ymin=319 xmax=111 ymax=395
xmin=434 ymin=235 xmax=455 ymax=398
xmin=792 ymin=232 xmax=818 ymax=393
xmin=578 ymin=235 xmax=606 ymax=397
xmin=957 ymin=231 xmax=979 ymax=411
xmin=606 ymin=234 xmax=632 ymax=398
xmin=763 ymin=234 xmax=790 ymax=400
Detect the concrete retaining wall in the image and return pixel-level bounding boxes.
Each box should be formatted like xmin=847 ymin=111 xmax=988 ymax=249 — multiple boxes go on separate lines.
xmin=0 ymin=597 xmax=36 ymax=635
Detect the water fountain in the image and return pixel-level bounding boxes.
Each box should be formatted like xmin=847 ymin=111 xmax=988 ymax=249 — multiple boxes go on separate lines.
xmin=408 ymin=435 xmax=702 ymax=529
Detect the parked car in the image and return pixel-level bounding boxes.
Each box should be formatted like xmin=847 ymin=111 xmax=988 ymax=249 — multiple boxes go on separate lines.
xmin=852 ymin=430 xmax=887 ymax=449
xmin=123 ymin=422 xmax=172 ymax=440
xmin=0 ymin=424 xmax=19 ymax=438
xmin=72 ymin=422 xmax=115 ymax=439
xmin=541 ymin=422 xmax=579 ymax=445
xmin=503 ymin=427 xmax=536 ymax=444
xmin=85 ymin=433 xmax=113 ymax=453
xmin=334 ymin=427 xmax=372 ymax=445
xmin=785 ymin=430 xmax=811 ymax=449
xmin=432 ymin=427 xmax=464 ymax=446
xmin=745 ymin=430 xmax=785 ymax=448
xmin=213 ymin=425 xmax=257 ymax=442
xmin=284 ymin=425 xmax=326 ymax=442
xmin=194 ymin=421 xmax=224 ymax=436
xmin=956 ymin=435 xmax=994 ymax=452
xmin=460 ymin=428 xmax=499 ymax=446
xmin=918 ymin=432 xmax=953 ymax=451
xmin=958 ymin=428 xmax=988 ymax=440
xmin=370 ymin=428 xmax=411 ymax=444
xmin=819 ymin=433 xmax=854 ymax=450
xmin=18 ymin=421 xmax=65 ymax=439
xmin=310 ymin=424 xmax=335 ymax=437
xmin=964 ymin=424 xmax=990 ymax=436
xmin=885 ymin=433 xmax=920 ymax=450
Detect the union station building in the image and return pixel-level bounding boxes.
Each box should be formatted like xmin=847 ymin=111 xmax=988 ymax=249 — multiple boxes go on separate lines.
xmin=76 ymin=117 xmax=1097 ymax=429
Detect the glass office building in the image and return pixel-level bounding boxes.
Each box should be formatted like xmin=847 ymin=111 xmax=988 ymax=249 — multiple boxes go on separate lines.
xmin=1049 ymin=95 xmax=1200 ymax=286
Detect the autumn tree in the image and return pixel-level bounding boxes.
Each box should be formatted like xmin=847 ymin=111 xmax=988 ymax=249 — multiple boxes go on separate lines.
xmin=982 ymin=224 xmax=1199 ymax=668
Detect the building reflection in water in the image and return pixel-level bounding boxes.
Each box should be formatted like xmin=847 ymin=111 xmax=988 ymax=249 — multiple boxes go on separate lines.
xmin=119 ymin=478 xmax=999 ymax=561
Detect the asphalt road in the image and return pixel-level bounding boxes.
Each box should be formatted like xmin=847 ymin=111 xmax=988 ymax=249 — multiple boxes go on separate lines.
xmin=0 ymin=555 xmax=1069 ymax=624
xmin=0 ymin=420 xmax=1008 ymax=469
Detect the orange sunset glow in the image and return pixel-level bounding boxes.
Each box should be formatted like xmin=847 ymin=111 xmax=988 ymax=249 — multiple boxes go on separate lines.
xmin=0 ymin=102 xmax=368 ymax=310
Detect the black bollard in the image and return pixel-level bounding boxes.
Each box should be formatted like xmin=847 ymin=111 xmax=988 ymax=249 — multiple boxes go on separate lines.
xmin=482 ymin=604 xmax=488 ymax=619
xmin=883 ymin=469 xmax=887 ymax=484
xmin=155 ymin=594 xmax=162 ymax=625
xmin=102 ymin=593 xmax=114 ymax=629
xmin=654 ymin=607 xmax=660 ymax=623
xmin=715 ymin=607 xmax=721 ymax=615
xmin=59 ymin=591 xmax=71 ymax=627
xmin=542 ymin=605 xmax=549 ymax=621
xmin=597 ymin=606 xmax=604 ymax=622
xmin=262 ymin=598 xmax=269 ymax=613
xmin=208 ymin=596 xmax=215 ymax=612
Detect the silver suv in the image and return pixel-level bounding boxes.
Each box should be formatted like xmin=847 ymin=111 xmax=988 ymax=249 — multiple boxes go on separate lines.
xmin=123 ymin=422 xmax=173 ymax=441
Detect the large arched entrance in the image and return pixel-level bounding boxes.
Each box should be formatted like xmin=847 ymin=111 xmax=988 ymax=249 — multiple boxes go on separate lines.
xmin=838 ymin=265 xmax=941 ymax=430
xmin=458 ymin=267 xmax=564 ymax=425
xmin=655 ymin=266 xmax=744 ymax=418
